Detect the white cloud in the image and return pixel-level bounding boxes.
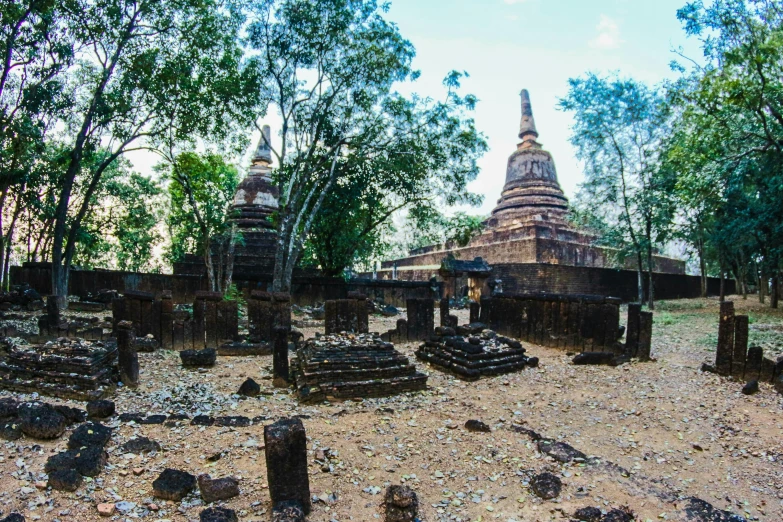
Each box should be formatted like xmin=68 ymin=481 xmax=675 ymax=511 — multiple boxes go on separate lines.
xmin=589 ymin=15 xmax=623 ymax=50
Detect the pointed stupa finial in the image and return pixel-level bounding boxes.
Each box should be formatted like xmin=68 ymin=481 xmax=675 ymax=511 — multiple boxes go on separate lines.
xmin=253 ymin=125 xmax=273 ymax=166
xmin=518 ymin=89 xmax=539 ymax=142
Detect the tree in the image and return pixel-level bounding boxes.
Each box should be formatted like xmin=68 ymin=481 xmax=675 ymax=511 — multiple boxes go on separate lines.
xmin=559 ymin=74 xmax=674 ymax=308
xmin=164 ymin=152 xmax=240 ymax=293
xmin=247 ymin=0 xmax=486 ymax=292
xmin=41 ymin=0 xmax=257 ymax=303
xmin=668 ymin=0 xmax=783 ymax=307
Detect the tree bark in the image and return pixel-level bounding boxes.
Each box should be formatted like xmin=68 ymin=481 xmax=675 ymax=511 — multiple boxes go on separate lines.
xmin=698 ymin=236 xmax=707 ymax=298
xmin=771 ymin=270 xmax=779 ymax=309
xmin=719 ymin=268 xmax=725 ymax=302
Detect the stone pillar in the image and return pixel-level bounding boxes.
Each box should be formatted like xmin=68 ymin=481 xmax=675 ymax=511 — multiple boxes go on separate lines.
xmin=732 ymin=315 xmax=749 ymax=377
xmin=248 ymin=291 xmax=273 ymax=342
xmin=405 ymin=298 xmax=434 ymax=341
xmin=272 ymin=293 xmax=292 ymax=331
xmin=384 ymin=485 xmax=419 ymax=522
xmin=264 ymin=418 xmax=311 ymax=515
xmin=637 ymin=311 xmax=653 ymax=362
xmin=117 ymin=320 xmax=139 ymax=387
xmin=716 ymin=301 xmax=735 ymax=376
xmin=161 ymin=292 xmax=173 ymax=350
xmin=745 ymin=346 xmax=763 ymax=381
xmin=469 ymin=301 xmax=480 ymax=324
xmin=625 ymin=303 xmax=642 ymax=357
xmin=273 ymin=326 xmax=290 ymax=388
xmin=439 ymin=298 xmax=449 ymax=327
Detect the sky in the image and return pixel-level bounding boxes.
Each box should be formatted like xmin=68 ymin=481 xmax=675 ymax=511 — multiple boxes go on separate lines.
xmin=128 ymin=0 xmax=703 ymax=217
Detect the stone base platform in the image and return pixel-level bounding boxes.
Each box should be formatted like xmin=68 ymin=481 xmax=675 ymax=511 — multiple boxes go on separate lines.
xmin=415 ymin=326 xmax=537 ymax=380
xmin=0 ymin=338 xmax=117 ymax=400
xmin=292 ymin=334 xmax=427 ymax=403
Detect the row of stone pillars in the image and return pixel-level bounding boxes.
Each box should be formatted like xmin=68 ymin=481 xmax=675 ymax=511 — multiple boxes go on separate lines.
xmin=713 ymin=301 xmax=780 ymax=381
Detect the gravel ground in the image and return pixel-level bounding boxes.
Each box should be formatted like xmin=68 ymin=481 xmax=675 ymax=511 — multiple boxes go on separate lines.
xmin=0 ymin=295 xmax=781 ymax=521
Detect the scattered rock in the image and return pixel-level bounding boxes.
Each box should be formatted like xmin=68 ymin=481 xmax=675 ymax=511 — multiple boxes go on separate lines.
xmin=681 ymin=497 xmax=747 ymax=522
xmin=572 ymin=506 xmax=602 ymax=522
xmin=18 ymin=403 xmax=66 ymax=439
xmin=741 ymin=380 xmax=759 ymax=395
xmin=530 ymin=471 xmax=562 ymax=500
xmin=0 ymin=399 xmax=18 ymax=419
xmin=381 ymin=305 xmax=399 ymax=317
xmin=53 ymin=405 xmax=86 ymax=424
xmin=238 ymin=377 xmax=261 ymax=397
xmin=68 ymin=422 xmax=112 ymax=449
xmin=122 ymin=436 xmax=161 ymax=453
xmin=775 ymin=374 xmax=783 ymax=395
xmin=152 ymin=468 xmax=196 ymax=501
xmin=0 ymin=419 xmax=21 ymax=441
xmin=384 ymin=484 xmax=418 ymax=522
xmin=97 ymin=503 xmax=115 ymax=517
xmin=572 ymin=352 xmax=622 ymax=366
xmin=48 ymin=468 xmax=82 ymax=492
xmin=464 ymin=419 xmax=491 ymax=433
xmin=74 ymin=445 xmax=108 ymax=477
xmin=0 ymin=513 xmax=25 ymax=522
xmin=603 ymin=508 xmax=635 ymax=522
xmin=537 ymin=439 xmax=587 ymax=463
xmin=86 ymin=399 xmax=115 ymax=419
xmin=44 ymin=450 xmax=78 ymax=473
xmin=198 ymin=474 xmax=240 ymax=503
xmin=200 ymin=506 xmax=239 ymax=522
xmin=180 ymin=348 xmax=217 ymax=367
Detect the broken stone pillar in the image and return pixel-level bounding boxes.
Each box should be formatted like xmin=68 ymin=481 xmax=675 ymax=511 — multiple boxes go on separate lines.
xmin=716 ymin=301 xmax=735 ymax=376
xmin=248 ymin=291 xmax=273 ymax=342
xmin=273 ymin=326 xmax=290 ymax=388
xmin=439 ymin=298 xmax=458 ymax=328
xmin=745 ymin=346 xmax=763 ymax=381
xmin=469 ymin=301 xmax=480 ymax=324
xmin=272 ymin=292 xmax=292 ymax=331
xmin=264 ymin=417 xmax=311 ymax=515
xmin=117 ymin=320 xmax=139 ymax=387
xmin=405 ymin=298 xmax=434 ymax=341
xmin=637 ymin=311 xmax=653 ymax=362
xmin=625 ymin=303 xmax=641 ymax=357
xmin=732 ymin=315 xmax=749 ymax=377
xmin=161 ymin=291 xmax=173 ymax=350
xmin=384 ymin=485 xmax=419 ymax=522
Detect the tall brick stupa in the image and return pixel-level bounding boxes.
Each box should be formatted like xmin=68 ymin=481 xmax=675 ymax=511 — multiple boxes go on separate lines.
xmin=383 ymin=89 xmax=685 ymax=275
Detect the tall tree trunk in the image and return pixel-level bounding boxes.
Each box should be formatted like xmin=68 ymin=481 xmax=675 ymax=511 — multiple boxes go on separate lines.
xmin=645 ymin=220 xmax=654 ymax=310
xmin=719 ymin=268 xmax=725 ymax=302
xmin=222 ymin=225 xmax=237 ymax=294
xmin=3 ymin=192 xmax=22 ymax=290
xmin=698 ymin=237 xmax=707 ymax=298
xmin=636 ymin=251 xmax=644 ymax=305
xmin=772 ymin=270 xmax=779 ymax=309
xmin=759 ymin=265 xmax=766 ymax=303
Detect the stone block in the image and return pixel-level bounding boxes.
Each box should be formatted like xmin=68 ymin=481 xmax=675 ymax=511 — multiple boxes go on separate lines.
xmin=264 ymin=418 xmax=311 ymax=514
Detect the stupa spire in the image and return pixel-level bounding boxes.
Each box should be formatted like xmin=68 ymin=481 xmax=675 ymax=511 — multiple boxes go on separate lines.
xmin=253 ymin=125 xmax=273 ymax=166
xmin=518 ymin=89 xmax=539 ymax=143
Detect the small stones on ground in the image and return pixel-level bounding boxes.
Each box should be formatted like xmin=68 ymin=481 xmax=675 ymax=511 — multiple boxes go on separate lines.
xmin=197 ymin=473 xmax=240 ymax=503
xmin=180 ymin=348 xmax=217 ymax=367
xmin=530 ymin=471 xmax=562 ymax=500
xmin=97 ymin=503 xmax=116 ymax=517
xmin=237 ymin=377 xmax=261 ymax=397
xmin=86 ymin=399 xmax=115 ymax=419
xmin=464 ymin=419 xmax=490 ymax=433
xmin=121 ymin=436 xmax=161 ymax=453
xmin=741 ymin=380 xmax=759 ymax=395
xmin=572 ymin=352 xmax=621 ymax=366
xmin=537 ymin=439 xmax=587 ymax=463
xmin=152 ymin=468 xmax=197 ymax=501
xmin=48 ymin=468 xmax=82 ymax=492
xmin=602 ymin=508 xmax=635 ymax=522
xmin=200 ymin=506 xmax=239 ymax=522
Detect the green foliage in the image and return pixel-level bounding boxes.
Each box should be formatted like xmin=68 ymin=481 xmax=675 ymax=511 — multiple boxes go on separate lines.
xmin=247 ymin=0 xmax=486 ymax=290
xmin=164 ymin=152 xmax=239 ymax=265
xmin=559 ymin=74 xmax=675 ymax=304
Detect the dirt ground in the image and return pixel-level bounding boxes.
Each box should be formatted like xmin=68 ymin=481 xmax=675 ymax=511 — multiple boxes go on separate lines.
xmin=0 ymin=295 xmax=781 ymax=521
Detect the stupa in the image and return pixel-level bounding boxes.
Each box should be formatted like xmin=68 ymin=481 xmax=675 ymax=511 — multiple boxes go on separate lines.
xmin=230 ymin=125 xmax=280 ymax=278
xmin=384 ymin=90 xmax=684 ymax=274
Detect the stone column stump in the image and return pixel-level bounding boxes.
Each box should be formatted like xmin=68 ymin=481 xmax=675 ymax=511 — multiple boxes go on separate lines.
xmin=273 ymin=326 xmax=290 ymax=388
xmin=117 ymin=320 xmax=139 ymax=387
xmin=264 ymin=417 xmax=311 ymax=515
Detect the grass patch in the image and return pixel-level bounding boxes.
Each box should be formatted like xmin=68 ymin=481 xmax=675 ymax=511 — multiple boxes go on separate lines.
xmin=654 ymin=311 xmax=708 ymax=326
xmin=655 ymin=300 xmax=707 ymax=312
